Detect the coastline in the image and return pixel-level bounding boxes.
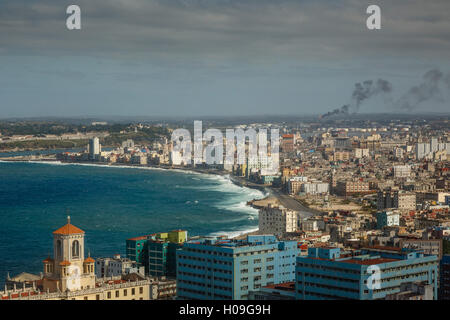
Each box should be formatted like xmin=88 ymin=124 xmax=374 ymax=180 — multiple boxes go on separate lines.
xmin=0 ymin=158 xmax=267 ymax=239
xmin=0 ymin=156 xmax=321 ymax=240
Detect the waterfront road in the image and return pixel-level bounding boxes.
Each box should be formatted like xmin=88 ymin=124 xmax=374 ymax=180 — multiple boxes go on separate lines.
xmin=271 ymin=189 xmax=321 ymax=219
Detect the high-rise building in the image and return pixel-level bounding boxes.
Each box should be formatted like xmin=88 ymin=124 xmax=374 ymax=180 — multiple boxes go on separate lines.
xmin=377 ymin=190 xmax=416 ymax=211
xmin=416 ymin=138 xmax=450 ymax=160
xmin=89 ymin=137 xmax=101 ymax=160
xmin=258 ymin=205 xmax=298 ymax=238
xmin=295 ymin=246 xmax=439 ymax=300
xmin=440 ymin=255 xmax=450 ymax=300
xmin=176 ymin=235 xmax=299 ymax=300
xmin=126 ymin=230 xmax=187 ymax=277
xmin=126 ymin=235 xmax=149 ymax=272
xmin=148 ymin=230 xmax=187 ymax=277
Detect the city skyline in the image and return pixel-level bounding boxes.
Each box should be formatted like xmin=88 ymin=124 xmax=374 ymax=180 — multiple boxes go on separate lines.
xmin=0 ymin=0 xmax=449 ymax=305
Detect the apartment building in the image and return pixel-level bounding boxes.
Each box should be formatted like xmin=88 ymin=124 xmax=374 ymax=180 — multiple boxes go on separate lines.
xmin=336 ymin=180 xmax=370 ymax=196
xmin=376 ymin=211 xmax=400 ymax=229
xmin=258 ymin=205 xmax=298 ymax=238
xmin=288 ymin=176 xmax=308 ymax=195
xmin=295 ymin=246 xmax=439 ymax=300
xmin=394 ymin=165 xmax=411 ymax=178
xmin=95 ymin=254 xmax=144 ymax=278
xmin=176 ymin=235 xmax=299 ymax=300
xmin=377 ymin=190 xmax=416 ymax=211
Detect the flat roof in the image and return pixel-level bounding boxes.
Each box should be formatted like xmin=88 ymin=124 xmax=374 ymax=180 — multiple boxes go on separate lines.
xmin=342 ymin=258 xmax=398 ymax=265
xmin=127 ymin=235 xmax=150 ymax=241
xmin=263 ymin=282 xmax=295 ymax=292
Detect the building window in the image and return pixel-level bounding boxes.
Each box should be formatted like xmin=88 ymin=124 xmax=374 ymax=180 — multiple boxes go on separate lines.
xmin=116 ymin=290 xmax=119 ymax=298
xmin=107 ymin=292 xmax=111 ymax=299
xmin=132 ymin=288 xmax=135 ymax=295
xmin=124 ymin=289 xmax=127 ymax=296
xmin=139 ymin=287 xmax=143 ymax=294
xmin=72 ymin=240 xmax=80 ymax=259
xmin=96 ymin=294 xmax=100 ymax=300
xmin=56 ymin=240 xmax=62 ymax=259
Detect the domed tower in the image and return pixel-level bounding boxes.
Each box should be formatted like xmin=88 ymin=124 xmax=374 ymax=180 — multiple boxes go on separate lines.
xmin=83 ymin=255 xmax=95 ymax=275
xmin=42 ymin=216 xmax=96 ymax=292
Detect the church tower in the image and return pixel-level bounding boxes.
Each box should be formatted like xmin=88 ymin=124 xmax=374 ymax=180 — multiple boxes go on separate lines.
xmin=42 ymin=216 xmax=95 ymax=293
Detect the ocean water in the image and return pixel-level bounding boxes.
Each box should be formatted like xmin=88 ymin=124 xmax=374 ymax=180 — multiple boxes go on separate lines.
xmin=0 ymin=161 xmax=265 ymax=281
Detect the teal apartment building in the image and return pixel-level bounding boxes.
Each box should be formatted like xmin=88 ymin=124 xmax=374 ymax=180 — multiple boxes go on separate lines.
xmin=176 ymin=235 xmax=299 ymax=300
xmin=126 ymin=235 xmax=149 ymax=272
xmin=127 ymin=230 xmax=187 ymax=277
xmin=295 ymin=246 xmax=439 ymax=300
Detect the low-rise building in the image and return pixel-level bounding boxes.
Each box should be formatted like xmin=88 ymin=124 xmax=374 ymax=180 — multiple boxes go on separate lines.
xmin=376 ymin=211 xmax=400 ymax=229
xmin=95 ymin=254 xmax=144 ymax=279
xmin=248 ymin=282 xmax=295 ymax=300
xmin=385 ymin=281 xmax=434 ymax=300
xmin=336 ymin=180 xmax=370 ymax=196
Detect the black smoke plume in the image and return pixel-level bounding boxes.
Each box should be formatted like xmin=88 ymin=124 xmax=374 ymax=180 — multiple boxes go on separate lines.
xmin=320 ymin=79 xmax=392 ymax=119
xmin=352 ymin=79 xmax=393 ymax=112
xmin=396 ymin=69 xmax=450 ymax=111
xmin=320 ymin=69 xmax=450 ymax=119
xmin=319 ymin=105 xmax=349 ymax=119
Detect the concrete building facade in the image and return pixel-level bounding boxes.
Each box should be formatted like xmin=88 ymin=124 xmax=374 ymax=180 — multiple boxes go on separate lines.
xmin=177 ymin=235 xmax=299 ymax=300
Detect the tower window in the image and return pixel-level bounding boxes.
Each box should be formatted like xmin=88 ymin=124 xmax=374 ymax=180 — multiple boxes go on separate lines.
xmin=72 ymin=240 xmax=80 ymax=259
xmin=56 ymin=240 xmax=62 ymax=259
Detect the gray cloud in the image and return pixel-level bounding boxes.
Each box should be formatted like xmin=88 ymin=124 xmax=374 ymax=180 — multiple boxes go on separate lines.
xmin=0 ymin=0 xmax=450 ymax=64
xmin=1 ymin=0 xmax=450 ymax=118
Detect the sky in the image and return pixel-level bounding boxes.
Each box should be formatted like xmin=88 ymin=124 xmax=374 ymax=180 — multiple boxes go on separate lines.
xmin=0 ymin=0 xmax=450 ymax=118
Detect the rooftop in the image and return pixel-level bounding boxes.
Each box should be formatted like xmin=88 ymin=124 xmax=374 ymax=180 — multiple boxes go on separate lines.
xmin=52 ymin=216 xmax=84 ymax=235
xmin=263 ymin=282 xmax=296 ymax=292
xmin=342 ymin=257 xmax=398 ymax=265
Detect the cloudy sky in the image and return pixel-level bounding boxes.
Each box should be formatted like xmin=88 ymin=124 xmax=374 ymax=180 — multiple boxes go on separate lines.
xmin=1 ymin=0 xmax=449 ymax=118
